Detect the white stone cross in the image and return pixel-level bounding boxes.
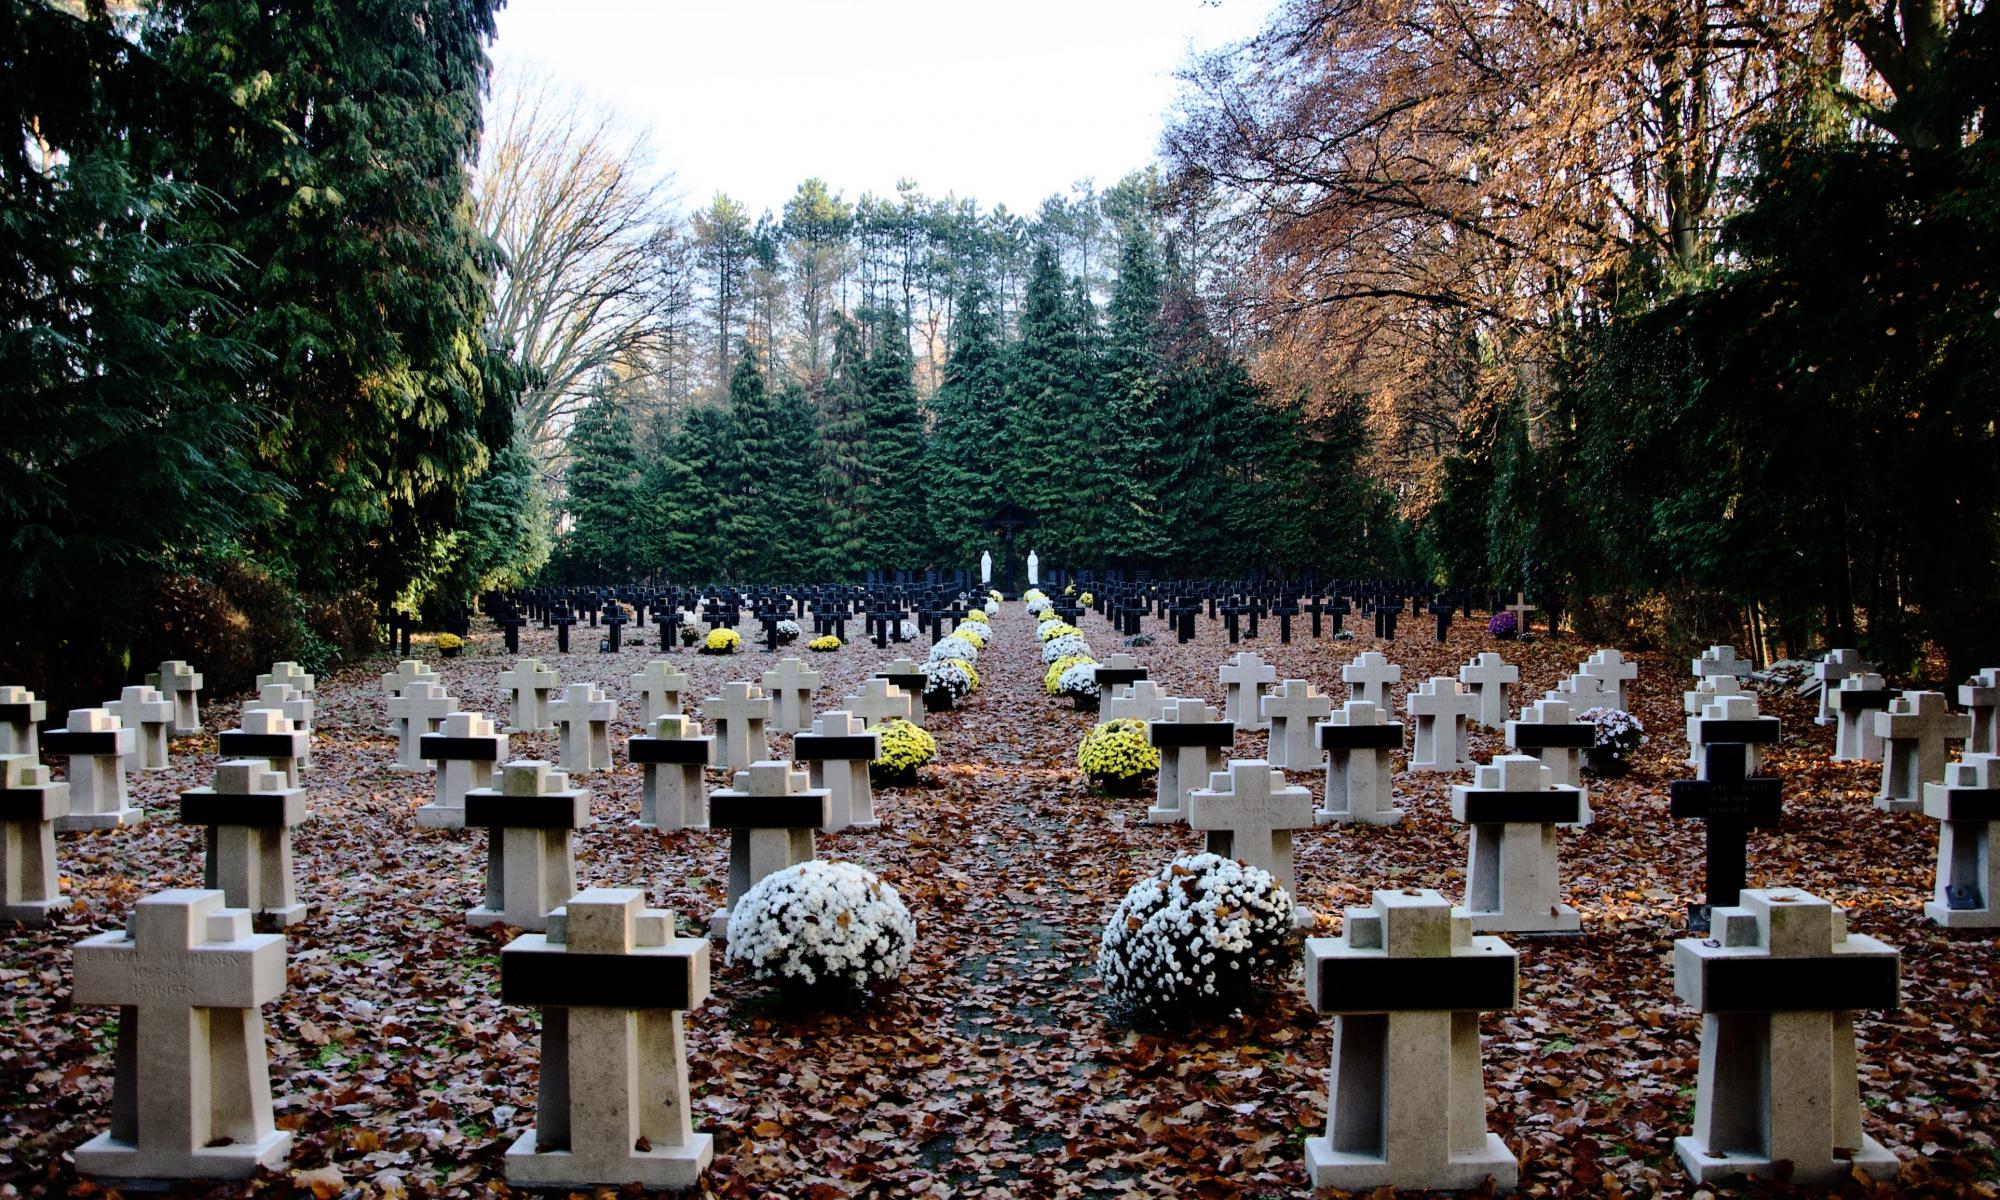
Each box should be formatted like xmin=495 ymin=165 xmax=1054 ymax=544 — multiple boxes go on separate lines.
xmin=501 ymin=888 xmax=714 ymax=1190
xmin=71 ymin=889 xmax=290 ymax=1179
xmin=502 ymin=658 xmax=561 ymax=733
xmin=1406 ymin=677 xmax=1478 ymax=772
xmin=1671 ymin=889 xmax=1900 ymax=1185
xmin=627 ymin=714 xmax=714 ymax=832
xmin=219 ymin=706 xmax=309 ymax=788
xmin=1315 ymin=700 xmax=1404 ymax=826
xmin=1505 ymin=696 xmax=1590 ymax=791
xmin=703 ymin=681 xmax=774 ymax=773
xmin=1579 ymin=648 xmax=1638 ymax=713
xmin=1684 ymin=673 xmax=1747 ymax=717
xmin=1875 ymin=690 xmax=1970 ymax=812
xmin=1458 ymin=652 xmax=1519 ymax=730
xmin=47 ymin=708 xmax=139 ymax=831
xmin=1691 ymin=644 xmax=1751 ymax=682
xmin=387 ymin=680 xmax=458 ymax=773
xmin=0 ymin=685 xmax=47 ymax=758
xmin=1923 ymin=752 xmax=2000 ymax=928
xmin=1261 ymin=679 xmax=1333 ymax=770
xmin=379 ymin=659 xmax=440 ymax=733
xmin=1342 ymin=652 xmax=1402 ymax=709
xmin=464 ymin=760 xmax=592 ymax=931
xmin=107 ymin=684 xmax=174 ymax=773
xmin=0 ymin=754 xmax=71 ymax=924
xmin=549 ymin=683 xmax=619 ymax=774
xmin=842 ymin=677 xmax=913 ymax=733
xmin=877 ymin=659 xmax=930 ymax=730
xmin=148 ymin=660 xmax=205 ymax=735
xmin=1146 ymin=698 xmax=1233 ymax=825
xmin=255 ymin=661 xmax=315 ymax=697
xmin=179 ymin=760 xmax=308 ymax=926
xmin=761 ymin=656 xmax=823 ymax=734
xmin=1449 ymin=754 xmax=1584 ymax=933
xmin=1554 ymin=670 xmax=1612 ymax=714
xmin=416 ymin=711 xmax=509 ymax=829
xmin=1504 ymin=592 xmax=1537 ymax=635
xmin=1103 ymin=678 xmax=1176 ymax=724
xmin=1301 ymin=890 xmax=1519 ymax=1192
xmin=1814 ymin=649 xmax=1873 ymax=725
xmin=629 ymin=659 xmax=689 ymax=724
xmin=245 ymin=683 xmax=315 ymax=770
xmin=1219 ymin=651 xmax=1279 ymax=730
xmin=1833 ymin=672 xmax=1891 ymax=762
xmin=706 ymin=761 xmax=829 ymax=937
xmin=793 ymin=709 xmax=881 ymax=832
xmin=1958 ymin=667 xmax=2000 ymax=755
xmin=1186 ymin=759 xmax=1314 ymax=912
xmin=1687 ymin=692 xmax=1778 ymax=773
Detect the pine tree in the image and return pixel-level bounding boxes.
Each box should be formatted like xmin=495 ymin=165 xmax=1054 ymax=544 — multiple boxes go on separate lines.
xmin=856 ymin=308 xmax=928 ymax=570
xmin=561 ymin=386 xmax=640 ymax=578
xmin=814 ymin=317 xmax=871 ymax=577
xmin=926 ymin=275 xmax=1007 ymax=564
xmin=1086 ymin=224 xmax=1169 ymax=562
xmin=1003 ymin=241 xmax=1089 ymax=559
xmin=638 ymin=405 xmax=729 ymax=581
xmin=715 ymin=354 xmax=790 ymax=578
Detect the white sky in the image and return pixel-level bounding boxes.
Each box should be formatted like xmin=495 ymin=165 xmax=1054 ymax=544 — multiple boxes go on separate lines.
xmin=490 ymin=0 xmax=1277 ymax=218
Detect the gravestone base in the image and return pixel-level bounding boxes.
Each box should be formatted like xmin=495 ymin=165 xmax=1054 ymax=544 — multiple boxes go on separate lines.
xmin=1673 ymin=1133 xmax=1896 ymax=1187
xmin=252 ymin=901 xmax=309 ymax=929
xmin=1 ymin=894 xmax=73 ymax=925
xmin=1468 ymin=903 xmax=1581 ymax=936
xmin=56 ymin=807 xmax=143 ymax=833
xmin=414 ymin=805 xmax=464 ymax=831
xmin=75 ymin=1129 xmax=292 ymax=1182
xmin=505 ymin=1129 xmax=713 ymax=1190
xmin=1305 ymin=1132 xmax=1517 ymax=1192
xmin=1924 ymin=897 xmax=1998 ymax=929
xmin=1873 ymin=793 xmax=1921 ymax=815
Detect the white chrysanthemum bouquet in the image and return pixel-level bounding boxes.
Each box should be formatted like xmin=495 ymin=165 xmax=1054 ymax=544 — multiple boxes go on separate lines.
xmin=725 ymin=860 xmax=915 ymax=999
xmin=1097 ymin=853 xmax=1293 ymax=1023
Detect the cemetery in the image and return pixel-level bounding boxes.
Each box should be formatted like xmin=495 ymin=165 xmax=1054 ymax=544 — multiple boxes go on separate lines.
xmin=7 ymin=0 xmax=2000 ymax=1195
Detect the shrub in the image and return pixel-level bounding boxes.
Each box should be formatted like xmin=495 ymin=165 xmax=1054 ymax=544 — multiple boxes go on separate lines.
xmin=1078 ymin=718 xmax=1160 ymax=783
xmin=128 ymin=560 xmax=307 ymax=698
xmin=1097 ymin=854 xmax=1294 ymax=1023
xmin=871 ymin=718 xmax=937 ymax=781
xmin=808 ymin=634 xmax=841 ymax=652
xmin=701 ymin=628 xmax=742 ymax=655
xmin=725 ymin=861 xmax=915 ymax=1000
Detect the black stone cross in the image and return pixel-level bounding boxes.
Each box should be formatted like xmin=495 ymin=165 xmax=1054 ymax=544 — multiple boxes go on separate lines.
xmin=1429 ymin=599 xmax=1455 ymax=643
xmin=1669 ymin=742 xmax=1783 ymax=933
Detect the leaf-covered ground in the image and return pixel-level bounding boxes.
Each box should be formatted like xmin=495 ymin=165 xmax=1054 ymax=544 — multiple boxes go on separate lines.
xmin=2 ymin=605 xmax=1996 ymax=1198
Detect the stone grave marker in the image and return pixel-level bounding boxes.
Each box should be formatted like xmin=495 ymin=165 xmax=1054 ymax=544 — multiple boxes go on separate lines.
xmin=844 ymin=676 xmax=914 ymax=733
xmin=1219 ymin=651 xmax=1279 ymax=730
xmin=1671 ymin=888 xmax=1899 ymax=1185
xmin=1682 ymin=672 xmax=1746 ymax=727
xmin=1670 ymin=743 xmax=1783 ymax=933
xmin=1691 ymin=644 xmax=1752 ymax=683
xmin=416 ymin=711 xmax=509 ymax=829
xmin=244 ymin=683 xmax=314 ymax=770
xmin=549 ymin=683 xmax=618 ymax=774
xmin=630 ymin=659 xmax=689 ymax=724
xmin=0 ymin=754 xmax=71 ymax=923
xmin=149 ymin=660 xmax=205 ymax=735
xmin=1406 ymin=677 xmax=1478 ymax=772
xmin=71 ymin=889 xmax=290 ymax=1179
xmin=0 ymin=685 xmax=46 ymax=758
xmin=1874 ymin=690 xmax=1969 ymax=812
xmin=703 ymin=680 xmax=774 ymax=773
xmin=1687 ymin=692 xmax=1780 ymax=773
xmin=105 ymin=685 xmax=174 ymax=773
xmin=1579 ymin=648 xmax=1639 ymax=712
xmin=1146 ymin=698 xmax=1233 ymax=825
xmin=793 ymin=710 xmax=881 ymax=833
xmin=1186 ymin=760 xmax=1314 ymax=922
xmin=1301 ymin=889 xmax=1518 ymax=1191
xmin=380 ymin=658 xmax=439 ymax=704
xmin=218 ymin=706 xmax=309 ymax=789
xmin=1449 ymin=754 xmax=1584 ymax=933
xmin=1091 ymin=653 xmax=1147 ymax=699
xmin=1504 ymin=696 xmax=1593 ymax=791
xmin=179 ymin=760 xmax=308 ymax=927
xmin=706 ymin=761 xmax=829 ymax=937
xmin=1315 ymin=700 xmax=1405 ymax=826
xmin=874 ymin=659 xmax=930 ymax=729
xmin=628 ymin=713 xmax=716 ymax=831
xmin=501 ymin=888 xmax=713 ymax=1189
xmin=254 ymin=661 xmax=315 ymax=696
xmin=1343 ymin=652 xmax=1402 ymax=709
xmin=1261 ymin=679 xmax=1333 ymax=770
xmin=1813 ymin=649 xmax=1872 ymax=725
xmin=1458 ymin=652 xmax=1518 ymax=730
xmin=1832 ymin=672 xmax=1892 ymax=762
xmin=501 ymin=658 xmax=561 ymax=733
xmin=761 ymin=657 xmax=822 ymax=734
xmin=1958 ymin=667 xmax=2000 ymax=755
xmin=1921 ymin=752 xmax=2000 ymax=927
xmin=464 ymin=761 xmax=590 ymax=931
xmin=1553 ymin=670 xmax=1612 ymax=714
xmin=45 ymin=708 xmax=138 ymax=831
xmin=1103 ymin=678 xmax=1175 ymax=724
xmin=387 ymin=680 xmax=458 ymax=773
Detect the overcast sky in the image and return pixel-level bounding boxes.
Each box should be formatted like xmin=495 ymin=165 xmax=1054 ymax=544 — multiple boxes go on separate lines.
xmin=490 ymin=0 xmax=1276 ymax=218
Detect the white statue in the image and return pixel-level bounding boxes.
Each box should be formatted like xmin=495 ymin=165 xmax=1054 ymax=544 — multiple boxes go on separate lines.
xmin=1027 ymin=549 xmax=1040 ymax=586
xmin=980 ymin=551 xmax=992 ymax=585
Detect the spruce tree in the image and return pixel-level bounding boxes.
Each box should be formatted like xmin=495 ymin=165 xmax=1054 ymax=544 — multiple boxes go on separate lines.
xmin=560 ymin=386 xmax=640 ymax=579
xmin=926 ymin=276 xmax=1007 ymax=564
xmin=716 ymin=354 xmax=787 ymax=579
xmin=814 ymin=317 xmax=871 ymax=578
xmin=857 ymin=308 xmax=929 ymax=570
xmin=1088 ymin=224 xmax=1170 ymax=563
xmin=1003 ymin=241 xmax=1089 ymax=559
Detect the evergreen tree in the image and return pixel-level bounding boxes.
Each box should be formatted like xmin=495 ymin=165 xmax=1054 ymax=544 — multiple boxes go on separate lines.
xmin=814 ymin=317 xmax=871 ymax=577
xmin=1003 ymin=241 xmax=1090 ymax=558
xmin=926 ymin=275 xmax=1007 ymax=563
xmin=1088 ymin=224 xmax=1169 ymax=562
xmin=856 ymin=307 xmax=928 ymax=570
xmin=560 ymin=386 xmax=641 ymax=578
xmin=715 ymin=354 xmax=789 ymax=578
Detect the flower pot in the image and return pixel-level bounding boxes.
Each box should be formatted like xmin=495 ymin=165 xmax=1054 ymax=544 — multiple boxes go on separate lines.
xmin=1093 ymin=772 xmax=1148 ymax=798
xmin=1584 ymin=747 xmax=1631 ymax=777
xmin=870 ymin=765 xmax=920 ymax=788
xmin=439 ymin=646 xmax=463 ymax=659
xmin=1071 ymin=692 xmax=1101 ymax=713
xmin=924 ymin=689 xmax=956 ymax=712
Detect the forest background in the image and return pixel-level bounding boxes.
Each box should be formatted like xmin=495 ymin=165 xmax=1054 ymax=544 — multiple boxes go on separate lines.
xmin=2 ymin=0 xmax=1994 ymax=706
